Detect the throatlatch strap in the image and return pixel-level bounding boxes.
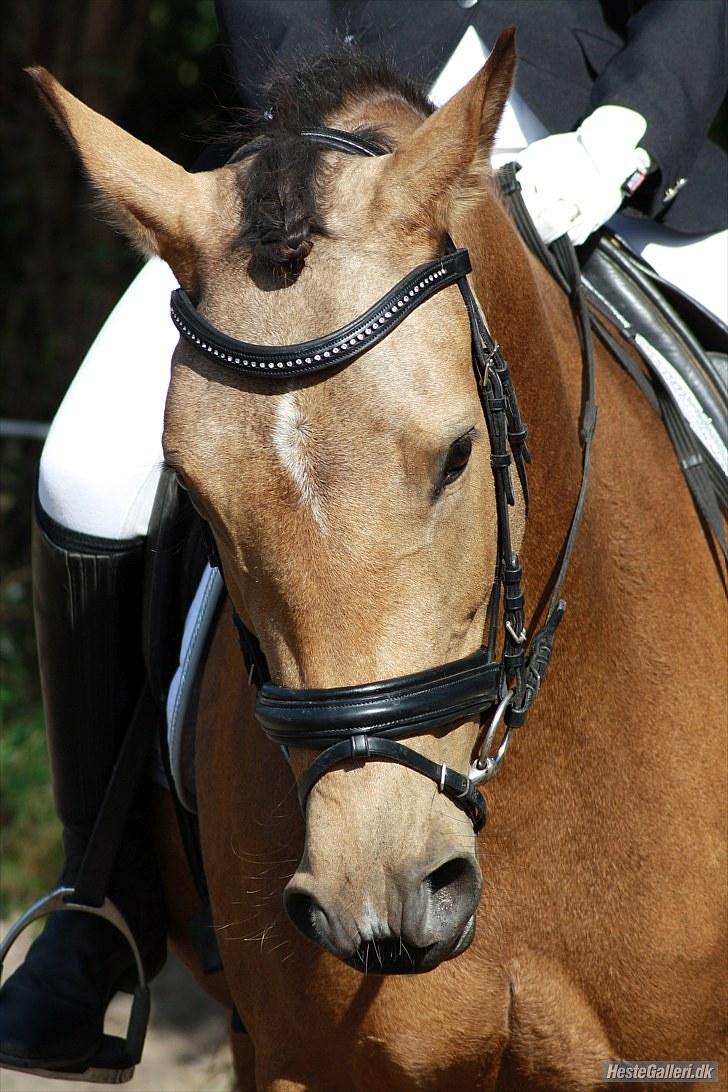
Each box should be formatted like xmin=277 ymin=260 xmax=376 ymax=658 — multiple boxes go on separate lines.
xmin=500 ymin=159 xmax=727 ymax=569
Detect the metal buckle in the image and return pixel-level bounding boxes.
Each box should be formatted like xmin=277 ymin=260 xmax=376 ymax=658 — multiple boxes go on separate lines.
xmin=505 ymin=620 xmax=527 ymax=645
xmin=467 ymin=689 xmax=515 ymax=786
xmin=479 ymin=342 xmax=500 ymax=389
xmin=0 ymin=887 xmax=150 ymax=1084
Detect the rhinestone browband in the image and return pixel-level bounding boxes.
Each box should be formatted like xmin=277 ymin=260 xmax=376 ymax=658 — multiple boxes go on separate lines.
xmin=170 ymin=248 xmax=471 ymax=380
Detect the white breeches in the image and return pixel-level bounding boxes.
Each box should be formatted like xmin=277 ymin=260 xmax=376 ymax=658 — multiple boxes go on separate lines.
xmin=39 ymin=27 xmax=727 ymax=541
xmin=38 ymin=258 xmax=179 ymax=539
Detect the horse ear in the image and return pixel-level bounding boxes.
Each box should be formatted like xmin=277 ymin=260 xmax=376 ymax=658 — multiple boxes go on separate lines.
xmin=26 ymin=65 xmax=228 ymax=294
xmin=380 ymin=27 xmax=517 ymax=233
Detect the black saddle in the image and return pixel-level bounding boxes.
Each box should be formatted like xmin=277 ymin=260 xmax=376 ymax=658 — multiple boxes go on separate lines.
xmin=581 ymin=230 xmax=727 ymax=553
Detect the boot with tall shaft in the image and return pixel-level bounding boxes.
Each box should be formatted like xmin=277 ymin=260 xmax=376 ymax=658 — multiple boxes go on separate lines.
xmin=0 ymin=494 xmax=167 ymax=1082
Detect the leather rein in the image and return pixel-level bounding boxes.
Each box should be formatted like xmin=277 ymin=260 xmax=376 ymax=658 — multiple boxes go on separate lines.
xmin=169 ymin=129 xmax=597 ymax=833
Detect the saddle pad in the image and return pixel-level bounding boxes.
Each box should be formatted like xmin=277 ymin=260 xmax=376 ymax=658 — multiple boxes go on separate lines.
xmin=165 ymin=563 xmax=224 ymax=811
xmin=583 ymin=274 xmax=727 ymax=468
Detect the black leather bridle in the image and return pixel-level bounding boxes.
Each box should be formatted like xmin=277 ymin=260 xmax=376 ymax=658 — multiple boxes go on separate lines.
xmin=169 ymin=130 xmax=597 ymax=833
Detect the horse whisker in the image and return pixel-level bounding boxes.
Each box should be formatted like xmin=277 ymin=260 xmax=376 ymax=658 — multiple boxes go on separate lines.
xmin=266 ymin=939 xmax=290 ymax=954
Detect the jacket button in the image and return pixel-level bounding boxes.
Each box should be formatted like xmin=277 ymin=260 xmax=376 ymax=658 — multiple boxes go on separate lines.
xmin=663 ymin=177 xmax=687 ymax=202
xmin=457 ymin=0 xmax=479 ymax=7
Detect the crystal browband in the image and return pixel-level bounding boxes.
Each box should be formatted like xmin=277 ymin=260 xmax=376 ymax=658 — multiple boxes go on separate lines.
xmin=170 ymin=248 xmax=471 ymax=379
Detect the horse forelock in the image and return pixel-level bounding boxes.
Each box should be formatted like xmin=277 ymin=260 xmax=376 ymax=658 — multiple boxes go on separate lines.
xmin=228 ymin=51 xmax=430 ymax=281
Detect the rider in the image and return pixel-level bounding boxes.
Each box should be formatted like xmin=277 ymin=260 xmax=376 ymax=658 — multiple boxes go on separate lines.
xmin=2 ymin=0 xmax=726 ymax=1079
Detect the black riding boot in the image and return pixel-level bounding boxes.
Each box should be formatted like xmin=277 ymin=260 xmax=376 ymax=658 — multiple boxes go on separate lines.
xmin=0 ymin=498 xmax=166 ymax=1082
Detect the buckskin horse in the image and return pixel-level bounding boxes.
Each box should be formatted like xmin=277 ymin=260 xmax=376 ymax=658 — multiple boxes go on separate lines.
xmin=24 ymin=28 xmax=726 ymax=1092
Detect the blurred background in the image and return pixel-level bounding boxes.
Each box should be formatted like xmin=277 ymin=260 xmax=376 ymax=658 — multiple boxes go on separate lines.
xmin=1 ymin=0 xmax=239 ymax=918
xmin=1 ymin=3 xmax=239 ymax=1086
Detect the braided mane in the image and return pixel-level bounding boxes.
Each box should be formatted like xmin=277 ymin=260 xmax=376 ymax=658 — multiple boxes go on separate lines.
xmin=233 ymin=52 xmax=432 ymax=282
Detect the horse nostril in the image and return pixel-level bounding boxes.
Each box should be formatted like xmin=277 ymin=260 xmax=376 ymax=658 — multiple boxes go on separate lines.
xmin=401 ymin=853 xmax=480 ymax=950
xmin=422 ymin=854 xmax=481 ymax=925
xmin=426 ymin=856 xmax=471 ymax=895
xmin=284 ymin=889 xmax=322 ymax=943
xmin=284 ymin=884 xmax=358 ymax=960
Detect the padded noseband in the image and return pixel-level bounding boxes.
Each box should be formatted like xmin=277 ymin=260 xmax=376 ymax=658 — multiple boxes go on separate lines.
xmin=255 ymin=649 xmax=502 ymax=747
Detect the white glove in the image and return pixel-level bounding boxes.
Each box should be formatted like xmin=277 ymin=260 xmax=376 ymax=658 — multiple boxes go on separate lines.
xmin=516 ymin=105 xmax=651 ymax=245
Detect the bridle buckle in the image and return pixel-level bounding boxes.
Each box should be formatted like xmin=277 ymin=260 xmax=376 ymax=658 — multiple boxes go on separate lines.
xmin=479 ymin=342 xmax=500 ymax=389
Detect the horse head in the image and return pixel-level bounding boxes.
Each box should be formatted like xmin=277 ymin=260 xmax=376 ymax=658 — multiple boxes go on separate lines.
xmin=29 ymin=32 xmax=528 ymax=973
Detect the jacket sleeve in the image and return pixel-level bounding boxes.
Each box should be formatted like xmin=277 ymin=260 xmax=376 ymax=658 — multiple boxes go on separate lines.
xmin=588 ymin=0 xmax=728 ymax=219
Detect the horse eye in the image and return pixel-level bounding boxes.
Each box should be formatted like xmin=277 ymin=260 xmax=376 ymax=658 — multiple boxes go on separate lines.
xmin=438 ymin=432 xmax=473 ymax=492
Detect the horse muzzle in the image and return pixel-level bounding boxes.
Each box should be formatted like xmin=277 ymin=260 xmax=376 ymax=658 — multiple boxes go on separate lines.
xmin=283 ymin=851 xmax=482 ymax=973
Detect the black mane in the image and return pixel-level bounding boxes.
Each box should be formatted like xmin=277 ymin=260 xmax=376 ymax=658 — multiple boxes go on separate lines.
xmin=232 ymin=52 xmax=432 ymax=283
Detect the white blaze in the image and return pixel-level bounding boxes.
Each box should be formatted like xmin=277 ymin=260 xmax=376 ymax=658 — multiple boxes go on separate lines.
xmin=271 ymin=390 xmax=326 ymax=531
